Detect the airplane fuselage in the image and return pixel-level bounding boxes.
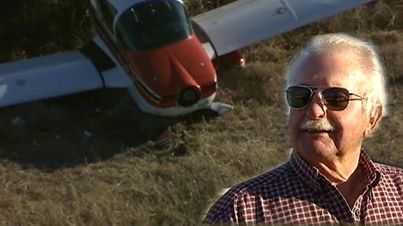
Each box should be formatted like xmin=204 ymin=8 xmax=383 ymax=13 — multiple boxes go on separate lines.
xmin=90 ymin=0 xmax=218 ymax=116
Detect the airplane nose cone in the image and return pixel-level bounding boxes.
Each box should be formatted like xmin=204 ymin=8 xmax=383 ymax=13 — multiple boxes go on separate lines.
xmin=178 ymin=86 xmax=201 ymax=107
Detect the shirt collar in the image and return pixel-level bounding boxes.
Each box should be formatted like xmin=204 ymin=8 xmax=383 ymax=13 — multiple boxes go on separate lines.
xmin=360 ymin=149 xmax=381 ymax=188
xmin=289 ymin=148 xmax=380 ymax=191
xmin=289 ymin=151 xmax=322 ymax=192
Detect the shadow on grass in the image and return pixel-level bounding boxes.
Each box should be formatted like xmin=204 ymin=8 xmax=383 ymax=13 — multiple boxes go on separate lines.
xmin=0 ymin=89 xmax=221 ymax=171
xmin=0 ymin=90 xmax=176 ymax=171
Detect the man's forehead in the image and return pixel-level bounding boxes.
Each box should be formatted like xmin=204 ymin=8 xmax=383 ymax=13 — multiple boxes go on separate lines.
xmin=293 ymin=51 xmax=368 ymax=90
xmin=300 ymin=49 xmax=367 ymax=75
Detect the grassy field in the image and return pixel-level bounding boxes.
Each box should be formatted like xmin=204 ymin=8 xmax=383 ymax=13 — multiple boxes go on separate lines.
xmin=0 ymin=0 xmax=402 ymax=225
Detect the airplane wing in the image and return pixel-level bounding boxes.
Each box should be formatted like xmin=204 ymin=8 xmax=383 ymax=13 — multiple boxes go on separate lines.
xmin=192 ymin=0 xmax=374 ymax=56
xmin=0 ymin=36 xmax=131 ymax=108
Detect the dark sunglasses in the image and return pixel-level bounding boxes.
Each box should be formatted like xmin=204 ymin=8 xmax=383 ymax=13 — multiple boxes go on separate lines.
xmin=285 ymin=85 xmax=366 ymax=111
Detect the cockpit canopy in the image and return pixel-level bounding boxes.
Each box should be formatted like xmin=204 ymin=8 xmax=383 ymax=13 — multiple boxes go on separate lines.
xmin=91 ymin=0 xmax=192 ymax=52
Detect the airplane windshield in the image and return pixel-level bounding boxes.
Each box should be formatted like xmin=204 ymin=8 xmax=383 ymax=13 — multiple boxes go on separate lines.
xmin=116 ymin=1 xmax=192 ymax=51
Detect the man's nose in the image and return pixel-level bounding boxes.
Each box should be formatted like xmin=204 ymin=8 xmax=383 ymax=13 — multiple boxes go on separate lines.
xmin=306 ymin=92 xmax=327 ymax=118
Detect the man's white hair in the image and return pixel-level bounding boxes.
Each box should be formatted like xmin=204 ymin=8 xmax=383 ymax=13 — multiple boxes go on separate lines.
xmin=285 ymin=33 xmax=387 ymax=118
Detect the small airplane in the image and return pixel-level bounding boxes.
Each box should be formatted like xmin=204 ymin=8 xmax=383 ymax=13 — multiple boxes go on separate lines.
xmin=0 ymin=0 xmax=373 ymax=118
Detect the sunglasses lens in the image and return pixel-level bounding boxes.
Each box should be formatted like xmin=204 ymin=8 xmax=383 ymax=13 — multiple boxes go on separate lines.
xmin=286 ymin=86 xmax=312 ymax=108
xmin=322 ymin=87 xmax=350 ymax=110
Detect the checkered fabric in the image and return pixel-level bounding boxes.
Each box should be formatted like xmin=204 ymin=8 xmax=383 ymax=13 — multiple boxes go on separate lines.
xmin=204 ymin=150 xmax=403 ymax=224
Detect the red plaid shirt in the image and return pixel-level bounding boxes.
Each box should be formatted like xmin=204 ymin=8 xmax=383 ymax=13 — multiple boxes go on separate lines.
xmin=204 ymin=150 xmax=403 ymax=224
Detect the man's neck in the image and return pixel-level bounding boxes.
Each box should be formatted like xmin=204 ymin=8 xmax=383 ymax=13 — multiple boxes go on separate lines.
xmin=316 ymin=154 xmax=360 ymax=184
xmin=335 ymin=163 xmax=366 ymax=208
xmin=311 ymin=150 xmax=365 ymax=209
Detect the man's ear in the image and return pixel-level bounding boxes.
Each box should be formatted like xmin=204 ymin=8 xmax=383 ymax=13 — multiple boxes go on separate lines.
xmin=364 ymin=106 xmax=383 ymax=138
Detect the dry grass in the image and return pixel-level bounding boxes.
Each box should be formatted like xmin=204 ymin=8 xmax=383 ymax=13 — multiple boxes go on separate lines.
xmin=0 ymin=0 xmax=402 ymax=225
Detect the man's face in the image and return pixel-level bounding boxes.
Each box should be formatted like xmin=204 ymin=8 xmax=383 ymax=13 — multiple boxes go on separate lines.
xmin=287 ymin=49 xmax=372 ymax=165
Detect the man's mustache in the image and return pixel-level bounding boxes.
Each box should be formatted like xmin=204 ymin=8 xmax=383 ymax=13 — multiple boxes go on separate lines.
xmin=300 ymin=120 xmax=335 ymax=132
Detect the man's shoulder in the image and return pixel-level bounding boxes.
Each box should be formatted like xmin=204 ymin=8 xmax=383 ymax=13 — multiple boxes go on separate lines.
xmin=204 ymin=162 xmax=294 ymax=223
xmin=219 ymin=161 xmax=294 ymax=200
xmin=374 ymin=162 xmax=403 ymax=175
xmin=374 ymin=162 xmax=403 ymax=184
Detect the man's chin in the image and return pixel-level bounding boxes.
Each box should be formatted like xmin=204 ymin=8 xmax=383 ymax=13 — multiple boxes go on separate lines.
xmin=295 ymin=141 xmax=338 ymax=162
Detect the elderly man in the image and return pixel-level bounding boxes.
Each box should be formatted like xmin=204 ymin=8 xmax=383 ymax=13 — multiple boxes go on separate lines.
xmin=204 ymin=33 xmax=403 ymax=224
